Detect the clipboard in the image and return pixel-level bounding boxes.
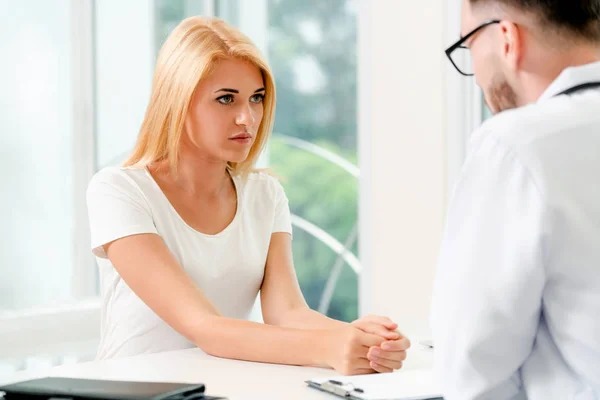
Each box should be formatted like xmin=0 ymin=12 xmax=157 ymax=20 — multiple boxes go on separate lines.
xmin=306 ymin=369 xmax=442 ymax=400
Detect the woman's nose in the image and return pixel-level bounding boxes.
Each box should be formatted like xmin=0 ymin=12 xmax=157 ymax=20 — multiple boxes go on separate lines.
xmin=235 ymin=103 xmax=255 ymax=127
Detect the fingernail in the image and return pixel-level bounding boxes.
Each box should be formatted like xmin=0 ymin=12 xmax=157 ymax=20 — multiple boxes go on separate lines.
xmin=371 ymin=349 xmax=381 ymax=357
xmin=382 ymin=342 xmax=392 ymax=350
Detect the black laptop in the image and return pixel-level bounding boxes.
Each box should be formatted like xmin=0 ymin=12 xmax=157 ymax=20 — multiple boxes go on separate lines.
xmin=0 ymin=377 xmax=227 ymax=399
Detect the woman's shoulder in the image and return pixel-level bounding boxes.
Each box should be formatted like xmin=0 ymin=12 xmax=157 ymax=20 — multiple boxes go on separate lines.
xmin=241 ymin=170 xmax=286 ymax=199
xmin=88 ymin=166 xmax=149 ymax=195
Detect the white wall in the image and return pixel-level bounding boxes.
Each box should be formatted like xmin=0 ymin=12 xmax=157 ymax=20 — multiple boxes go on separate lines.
xmin=358 ymin=0 xmax=448 ymax=361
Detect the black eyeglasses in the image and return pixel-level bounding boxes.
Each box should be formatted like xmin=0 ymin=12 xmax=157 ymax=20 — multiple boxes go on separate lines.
xmin=445 ymin=20 xmax=501 ymax=76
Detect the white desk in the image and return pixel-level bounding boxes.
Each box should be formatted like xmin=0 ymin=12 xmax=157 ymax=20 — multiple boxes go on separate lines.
xmin=2 ymin=349 xmax=336 ymax=399
xmin=1 ymin=348 xmax=434 ymax=399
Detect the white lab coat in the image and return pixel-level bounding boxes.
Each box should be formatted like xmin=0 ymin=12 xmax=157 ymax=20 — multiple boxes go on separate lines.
xmin=432 ymin=62 xmax=600 ymax=400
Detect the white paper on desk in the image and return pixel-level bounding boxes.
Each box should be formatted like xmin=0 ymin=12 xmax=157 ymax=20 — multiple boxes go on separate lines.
xmin=307 ymin=368 xmax=442 ymax=400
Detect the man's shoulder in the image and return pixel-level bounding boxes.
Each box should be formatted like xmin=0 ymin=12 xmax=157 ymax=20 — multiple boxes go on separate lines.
xmin=476 ymin=95 xmax=600 ymax=152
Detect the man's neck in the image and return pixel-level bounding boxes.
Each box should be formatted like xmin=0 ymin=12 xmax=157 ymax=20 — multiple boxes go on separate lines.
xmin=521 ymin=45 xmax=600 ymax=105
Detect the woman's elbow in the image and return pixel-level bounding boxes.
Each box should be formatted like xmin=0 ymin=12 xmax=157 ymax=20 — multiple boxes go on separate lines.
xmin=184 ymin=315 xmax=233 ymax=357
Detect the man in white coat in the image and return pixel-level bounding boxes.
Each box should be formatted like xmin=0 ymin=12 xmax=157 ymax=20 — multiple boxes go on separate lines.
xmin=432 ymin=0 xmax=600 ymax=399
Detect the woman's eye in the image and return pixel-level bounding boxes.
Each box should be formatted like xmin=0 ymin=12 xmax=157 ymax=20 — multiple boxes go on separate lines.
xmin=217 ymin=95 xmax=234 ymax=105
xmin=250 ymin=94 xmax=264 ymax=104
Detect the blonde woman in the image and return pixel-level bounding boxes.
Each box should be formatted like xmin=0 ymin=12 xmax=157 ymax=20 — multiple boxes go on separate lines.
xmin=86 ymin=16 xmax=409 ymax=375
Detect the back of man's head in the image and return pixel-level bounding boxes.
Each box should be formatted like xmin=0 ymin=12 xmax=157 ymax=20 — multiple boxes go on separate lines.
xmin=470 ymin=0 xmax=600 ymax=43
xmin=463 ymin=0 xmax=600 ymax=113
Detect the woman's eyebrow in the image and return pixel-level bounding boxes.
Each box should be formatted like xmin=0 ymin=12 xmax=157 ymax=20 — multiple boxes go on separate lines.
xmin=214 ymin=87 xmax=266 ymax=93
xmin=215 ymin=88 xmax=238 ymax=93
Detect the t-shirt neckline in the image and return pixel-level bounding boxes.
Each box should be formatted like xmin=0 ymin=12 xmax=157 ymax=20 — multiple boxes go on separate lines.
xmin=143 ymin=166 xmax=242 ymax=238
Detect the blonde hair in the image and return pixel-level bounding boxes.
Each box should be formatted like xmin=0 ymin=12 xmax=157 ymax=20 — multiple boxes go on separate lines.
xmin=123 ymin=16 xmax=276 ymax=177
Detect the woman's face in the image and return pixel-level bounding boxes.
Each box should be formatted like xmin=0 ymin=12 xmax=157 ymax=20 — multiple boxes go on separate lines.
xmin=184 ymin=57 xmax=266 ymax=164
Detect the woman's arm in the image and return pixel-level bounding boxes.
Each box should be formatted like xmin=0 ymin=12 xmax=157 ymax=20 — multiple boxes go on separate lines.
xmin=260 ymin=233 xmax=411 ymax=372
xmin=259 ymin=233 xmax=370 ymax=330
xmin=258 ymin=232 xmax=342 ymax=329
xmin=104 ymin=233 xmax=384 ymax=374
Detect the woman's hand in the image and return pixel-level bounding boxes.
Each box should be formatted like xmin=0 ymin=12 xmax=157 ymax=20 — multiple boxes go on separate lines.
xmin=351 ymin=315 xmax=411 ymax=373
xmin=322 ymin=326 xmax=386 ymax=375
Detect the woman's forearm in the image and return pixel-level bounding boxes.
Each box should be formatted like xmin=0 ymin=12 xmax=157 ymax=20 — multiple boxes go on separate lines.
xmin=273 ymin=306 xmax=348 ymax=330
xmin=188 ymin=315 xmax=333 ymax=367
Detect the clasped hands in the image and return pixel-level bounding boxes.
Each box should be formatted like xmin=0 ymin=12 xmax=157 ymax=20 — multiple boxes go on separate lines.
xmin=325 ymin=315 xmax=411 ymax=375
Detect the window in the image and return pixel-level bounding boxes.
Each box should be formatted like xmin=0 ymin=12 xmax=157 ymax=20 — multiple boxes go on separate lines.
xmin=0 ymin=0 xmax=74 ymax=313
xmin=266 ymin=0 xmax=359 ymax=321
xmin=0 ymin=0 xmax=98 ymax=373
xmin=483 ymin=102 xmax=493 ymax=121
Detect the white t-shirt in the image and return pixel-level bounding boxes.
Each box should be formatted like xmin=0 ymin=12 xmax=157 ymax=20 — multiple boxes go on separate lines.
xmin=86 ymin=166 xmax=293 ymax=360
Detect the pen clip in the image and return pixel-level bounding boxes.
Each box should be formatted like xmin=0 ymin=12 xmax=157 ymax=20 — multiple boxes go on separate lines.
xmin=326 ymin=380 xmax=365 ymax=395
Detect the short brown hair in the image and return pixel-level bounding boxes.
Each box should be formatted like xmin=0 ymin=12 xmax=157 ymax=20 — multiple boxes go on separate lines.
xmin=470 ymin=0 xmax=600 ymax=41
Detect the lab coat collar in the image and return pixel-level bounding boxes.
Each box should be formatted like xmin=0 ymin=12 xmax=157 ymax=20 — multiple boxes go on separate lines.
xmin=538 ymin=61 xmax=600 ymax=101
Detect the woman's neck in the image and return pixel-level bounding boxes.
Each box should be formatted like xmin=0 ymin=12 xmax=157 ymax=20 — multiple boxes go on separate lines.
xmin=154 ymin=148 xmax=230 ymax=198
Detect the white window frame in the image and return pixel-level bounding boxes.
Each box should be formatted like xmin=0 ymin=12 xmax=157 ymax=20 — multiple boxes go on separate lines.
xmin=0 ymin=300 xmax=101 ymax=363
xmin=71 ymin=0 xmax=98 ymax=300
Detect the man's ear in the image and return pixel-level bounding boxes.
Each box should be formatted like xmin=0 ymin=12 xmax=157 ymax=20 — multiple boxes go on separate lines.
xmin=499 ymin=20 xmax=523 ymax=71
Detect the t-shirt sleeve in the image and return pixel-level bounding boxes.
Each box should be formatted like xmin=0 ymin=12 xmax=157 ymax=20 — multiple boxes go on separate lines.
xmin=271 ymin=178 xmax=293 ymax=236
xmin=86 ymin=168 xmax=158 ymax=259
